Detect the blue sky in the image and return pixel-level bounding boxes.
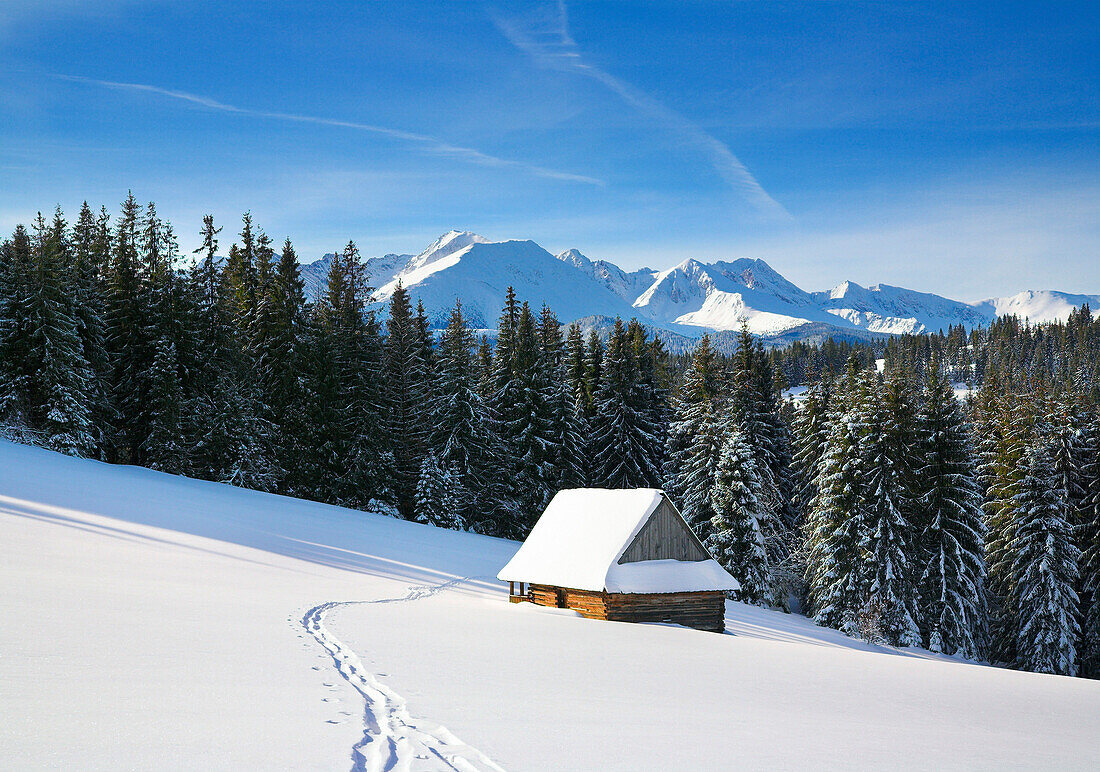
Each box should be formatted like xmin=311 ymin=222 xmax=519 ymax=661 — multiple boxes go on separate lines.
xmin=1 ymin=0 xmax=1097 ymax=299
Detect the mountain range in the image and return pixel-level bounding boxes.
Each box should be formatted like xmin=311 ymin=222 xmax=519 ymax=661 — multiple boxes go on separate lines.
xmin=300 ymin=231 xmax=1099 ymax=344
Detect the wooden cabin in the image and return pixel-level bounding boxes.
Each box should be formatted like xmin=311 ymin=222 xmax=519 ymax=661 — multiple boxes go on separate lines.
xmin=497 ymin=488 xmax=739 ymax=633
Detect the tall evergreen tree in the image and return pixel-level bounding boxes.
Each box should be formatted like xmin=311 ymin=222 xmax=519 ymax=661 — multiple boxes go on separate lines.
xmin=590 ymin=319 xmax=663 ymax=489
xmin=791 ymin=377 xmax=832 ymax=515
xmin=708 ymin=427 xmax=769 ymax=604
xmin=382 ymin=281 xmax=430 ymax=517
xmin=414 ymin=451 xmax=463 ymax=530
xmin=978 ymin=385 xmax=1033 ymax=662
xmin=429 ymin=301 xmax=495 ymax=528
xmin=666 ymin=335 xmax=725 ymax=538
xmin=916 ymin=366 xmax=988 ymax=658
xmin=583 ymin=329 xmax=603 ymax=419
xmin=1077 ymin=414 xmax=1100 ymax=679
xmin=69 ymin=201 xmax=111 ymax=450
xmin=860 ymin=376 xmax=921 ymax=646
xmin=0 ymin=217 xmax=97 ymax=455
xmin=804 ymin=365 xmax=872 ymax=637
xmin=493 ymin=301 xmax=555 ymax=530
xmin=1012 ymin=444 xmax=1081 ymax=675
xmin=223 ymin=212 xmax=257 ymax=332
xmin=104 ymin=192 xmax=150 ymax=462
xmin=142 ymin=337 xmax=185 ymax=472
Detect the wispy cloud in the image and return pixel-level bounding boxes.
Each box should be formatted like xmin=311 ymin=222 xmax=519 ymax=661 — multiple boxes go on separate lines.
xmin=493 ymin=1 xmax=790 ymax=219
xmin=54 ymin=74 xmax=603 ymax=186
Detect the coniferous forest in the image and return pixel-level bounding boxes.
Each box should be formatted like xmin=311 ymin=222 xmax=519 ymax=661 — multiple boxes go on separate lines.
xmin=3 ymin=198 xmax=1100 ymax=681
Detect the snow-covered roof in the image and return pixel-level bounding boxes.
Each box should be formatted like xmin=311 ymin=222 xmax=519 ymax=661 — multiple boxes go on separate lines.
xmin=497 ymin=488 xmax=740 ymax=594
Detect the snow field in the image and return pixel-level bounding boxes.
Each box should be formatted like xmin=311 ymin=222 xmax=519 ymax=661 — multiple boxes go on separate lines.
xmin=2 ymin=440 xmax=1099 ymax=770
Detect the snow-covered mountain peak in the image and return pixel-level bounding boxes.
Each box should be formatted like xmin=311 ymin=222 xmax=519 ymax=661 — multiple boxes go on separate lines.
xmin=405 ymin=230 xmax=490 ymax=272
xmin=825 ymin=280 xmax=865 ymax=300
xmin=556 ymin=248 xmax=590 ymax=268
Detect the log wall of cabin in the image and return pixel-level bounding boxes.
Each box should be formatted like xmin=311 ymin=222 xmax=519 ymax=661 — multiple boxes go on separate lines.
xmin=527 ymin=583 xmax=725 ymax=632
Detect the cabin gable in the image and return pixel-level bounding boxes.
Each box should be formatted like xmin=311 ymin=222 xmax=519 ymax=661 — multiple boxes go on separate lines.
xmin=617 ymin=496 xmax=709 ymax=564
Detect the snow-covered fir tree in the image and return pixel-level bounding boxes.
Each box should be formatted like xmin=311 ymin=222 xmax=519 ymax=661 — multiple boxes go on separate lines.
xmin=492 ymin=299 xmax=556 ymax=534
xmin=590 ymin=318 xmax=664 ymax=489
xmin=976 ymin=381 xmax=1032 ymax=663
xmin=104 ymin=193 xmax=152 ymax=462
xmin=859 ymin=371 xmax=921 ymax=647
xmin=429 ymin=301 xmax=497 ymax=530
xmin=0 ymin=215 xmax=99 ymax=456
xmin=1012 ymin=444 xmax=1081 ymax=675
xmin=915 ymin=365 xmax=988 ymax=658
xmin=1078 ymin=414 xmax=1100 ymax=679
xmin=141 ymin=337 xmax=185 ymax=473
xmin=727 ymin=324 xmax=799 ymax=600
xmin=665 ymin=335 xmax=724 ymax=535
xmin=708 ymin=427 xmax=770 ymax=604
xmin=414 ymin=451 xmax=464 ymax=530
xmin=804 ymin=364 xmax=873 ymax=637
xmin=791 ymin=377 xmax=832 ymax=516
xmin=382 ymin=281 xmax=432 ymax=518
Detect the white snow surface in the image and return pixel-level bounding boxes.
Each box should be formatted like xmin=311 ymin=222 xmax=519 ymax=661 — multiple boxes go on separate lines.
xmin=497 ymin=488 xmax=739 ymax=593
xmin=4 ymin=441 xmax=1100 ymax=770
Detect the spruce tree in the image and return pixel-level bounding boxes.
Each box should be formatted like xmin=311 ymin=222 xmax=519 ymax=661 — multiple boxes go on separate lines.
xmin=430 ymin=301 xmax=495 ymax=528
xmin=916 ymin=366 xmax=988 ymax=658
xmin=414 ymin=451 xmax=464 ymax=530
xmin=978 ymin=385 xmax=1033 ymax=663
xmin=382 ymin=281 xmax=430 ymax=517
xmin=1012 ymin=444 xmax=1081 ymax=675
xmin=541 ymin=310 xmax=586 ymax=491
xmin=590 ymin=319 xmax=663 ymax=489
xmin=1078 ymin=414 xmax=1100 ymax=679
xmin=261 ymin=238 xmax=308 ymax=487
xmin=708 ymin=427 xmax=769 ymax=604
xmin=0 ymin=218 xmax=97 ymax=455
xmin=142 ymin=337 xmax=185 ymax=473
xmin=104 ymin=192 xmax=151 ymax=462
xmin=860 ymin=376 xmax=921 ymax=647
xmin=494 ymin=301 xmax=555 ymax=529
xmin=728 ymin=323 xmax=796 ymax=599
xmin=223 ymin=212 xmax=257 ymax=332
xmin=791 ymin=377 xmax=832 ymax=516
xmin=583 ymin=329 xmax=603 ymax=419
xmin=804 ymin=365 xmax=872 ymax=637
xmin=666 ymin=335 xmax=725 ymax=539
xmin=303 ymin=241 xmax=384 ymax=506
xmin=69 ymin=201 xmax=111 ymax=451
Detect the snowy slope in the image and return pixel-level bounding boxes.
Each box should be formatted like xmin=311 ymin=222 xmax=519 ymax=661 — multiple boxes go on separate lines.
xmin=3 ymin=440 xmax=1099 ymax=770
xmin=301 ymin=232 xmax=1098 ymax=341
xmin=812 ymin=281 xmax=994 ymax=335
xmin=975 ymin=290 xmax=1100 ymax=325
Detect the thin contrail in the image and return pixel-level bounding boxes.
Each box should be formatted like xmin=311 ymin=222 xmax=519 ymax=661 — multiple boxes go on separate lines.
xmin=55 ymin=74 xmax=604 ymax=186
xmin=494 ymin=1 xmax=790 ymax=218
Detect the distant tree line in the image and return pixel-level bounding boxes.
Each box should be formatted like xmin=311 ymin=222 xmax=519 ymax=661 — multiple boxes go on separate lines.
xmin=1 ymin=197 xmax=1097 ymax=681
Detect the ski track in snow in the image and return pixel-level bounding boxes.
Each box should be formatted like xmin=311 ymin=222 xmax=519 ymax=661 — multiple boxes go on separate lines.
xmin=302 ymin=578 xmax=505 ymax=772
